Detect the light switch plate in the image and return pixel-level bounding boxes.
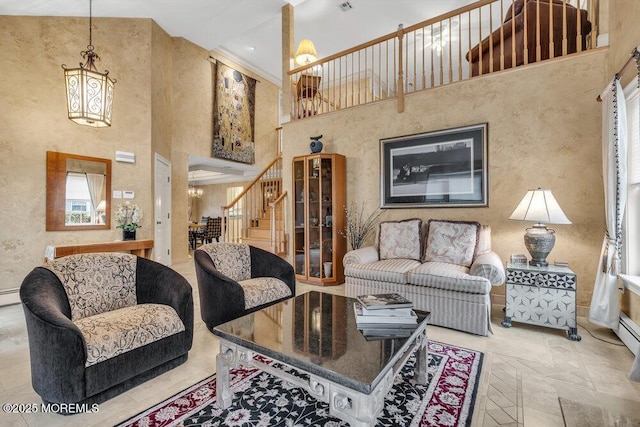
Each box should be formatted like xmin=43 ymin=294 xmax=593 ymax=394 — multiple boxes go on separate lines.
xmin=113 ymin=190 xmax=123 ymax=199
xmin=123 ymin=190 xmax=135 ymax=199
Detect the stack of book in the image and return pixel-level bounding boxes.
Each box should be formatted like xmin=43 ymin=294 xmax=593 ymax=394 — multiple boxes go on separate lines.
xmin=354 ymin=293 xmax=417 ymax=340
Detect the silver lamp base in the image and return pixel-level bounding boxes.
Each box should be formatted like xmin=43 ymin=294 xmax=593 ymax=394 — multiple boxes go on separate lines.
xmin=524 ymin=224 xmax=555 ymax=267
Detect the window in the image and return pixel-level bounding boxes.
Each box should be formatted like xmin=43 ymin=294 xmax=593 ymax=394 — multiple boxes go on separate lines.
xmin=65 ymin=173 xmax=93 ymax=224
xmin=624 ymin=78 xmax=640 ymax=275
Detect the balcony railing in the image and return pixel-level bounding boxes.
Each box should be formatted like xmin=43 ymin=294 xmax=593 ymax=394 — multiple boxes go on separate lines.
xmin=289 ymin=0 xmax=598 ymax=119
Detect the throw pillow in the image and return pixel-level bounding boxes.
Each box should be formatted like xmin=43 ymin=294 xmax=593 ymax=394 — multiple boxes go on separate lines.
xmin=423 ymin=219 xmax=480 ymax=267
xmin=378 ymin=218 xmax=422 ymax=261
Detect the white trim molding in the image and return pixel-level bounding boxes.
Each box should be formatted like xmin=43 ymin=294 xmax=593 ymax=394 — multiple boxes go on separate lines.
xmin=0 ymin=288 xmax=20 ymax=307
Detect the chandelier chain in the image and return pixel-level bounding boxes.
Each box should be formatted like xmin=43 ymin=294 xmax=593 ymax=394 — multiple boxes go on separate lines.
xmin=88 ymin=0 xmax=93 ymax=51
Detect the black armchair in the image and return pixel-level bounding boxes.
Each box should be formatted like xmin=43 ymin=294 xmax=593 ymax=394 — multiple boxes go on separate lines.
xmin=194 ymin=242 xmax=295 ymax=331
xmin=20 ymin=253 xmax=193 ymax=409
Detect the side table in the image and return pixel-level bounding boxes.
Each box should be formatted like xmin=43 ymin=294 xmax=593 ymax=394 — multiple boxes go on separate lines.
xmin=501 ymin=261 xmax=581 ymax=341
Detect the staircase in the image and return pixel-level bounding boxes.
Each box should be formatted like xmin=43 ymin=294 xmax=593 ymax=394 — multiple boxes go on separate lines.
xmin=242 ymin=207 xmax=284 ymax=252
xmin=222 ymin=154 xmax=287 ymax=256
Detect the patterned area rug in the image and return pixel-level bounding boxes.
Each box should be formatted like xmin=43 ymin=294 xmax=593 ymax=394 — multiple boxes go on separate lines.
xmin=117 ymin=341 xmax=483 ymax=427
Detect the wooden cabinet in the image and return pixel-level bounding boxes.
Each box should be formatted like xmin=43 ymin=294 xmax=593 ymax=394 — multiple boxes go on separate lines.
xmin=292 ymin=153 xmax=346 ymax=286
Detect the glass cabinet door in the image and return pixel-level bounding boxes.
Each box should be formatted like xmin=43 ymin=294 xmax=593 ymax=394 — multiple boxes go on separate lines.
xmin=320 ymin=157 xmax=333 ymax=279
xmin=292 ymin=153 xmax=345 ymax=285
xmin=307 ymin=157 xmax=321 ymax=278
xmin=293 ymin=160 xmax=305 ymax=276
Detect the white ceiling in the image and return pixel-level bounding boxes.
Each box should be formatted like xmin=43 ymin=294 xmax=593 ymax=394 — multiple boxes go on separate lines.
xmin=0 ymin=0 xmax=477 ymax=84
xmin=1 ymin=0 xmax=476 ymax=184
xmin=188 ymin=155 xmax=261 ymax=185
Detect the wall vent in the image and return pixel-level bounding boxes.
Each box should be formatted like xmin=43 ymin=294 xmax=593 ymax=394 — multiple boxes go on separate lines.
xmin=338 ymin=1 xmax=353 ymax=12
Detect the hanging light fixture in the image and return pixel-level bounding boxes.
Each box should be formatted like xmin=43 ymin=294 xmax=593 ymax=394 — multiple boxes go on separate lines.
xmin=62 ymin=0 xmax=116 ymax=127
xmin=188 ymin=186 xmax=203 ymax=198
xmin=188 ymin=172 xmax=203 ymax=198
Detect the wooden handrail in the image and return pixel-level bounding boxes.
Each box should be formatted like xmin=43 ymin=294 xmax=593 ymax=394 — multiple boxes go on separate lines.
xmin=288 ymin=0 xmax=498 ymax=76
xmin=269 ymin=190 xmax=287 ymax=207
xmin=222 ymin=154 xmax=282 ymax=210
xmin=289 ymin=0 xmax=598 ymax=119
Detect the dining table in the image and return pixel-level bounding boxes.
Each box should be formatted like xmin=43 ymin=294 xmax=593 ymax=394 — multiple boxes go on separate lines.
xmin=188 ymin=223 xmax=206 ymax=249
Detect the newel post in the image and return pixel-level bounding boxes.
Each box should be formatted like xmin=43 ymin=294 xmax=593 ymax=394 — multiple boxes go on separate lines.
xmin=396 ymin=24 xmax=405 ymax=113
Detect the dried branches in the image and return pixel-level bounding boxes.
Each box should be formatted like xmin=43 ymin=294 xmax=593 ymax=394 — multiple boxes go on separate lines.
xmin=339 ymin=202 xmax=383 ymax=250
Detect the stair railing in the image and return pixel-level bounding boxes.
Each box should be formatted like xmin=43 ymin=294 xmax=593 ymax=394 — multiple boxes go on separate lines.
xmin=289 ymin=0 xmax=598 ymax=119
xmin=269 ymin=190 xmax=288 ymax=255
xmin=221 ymin=155 xmax=283 ymax=248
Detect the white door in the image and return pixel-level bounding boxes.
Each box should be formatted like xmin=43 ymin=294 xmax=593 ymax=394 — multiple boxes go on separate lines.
xmin=154 ymin=154 xmax=172 ymax=266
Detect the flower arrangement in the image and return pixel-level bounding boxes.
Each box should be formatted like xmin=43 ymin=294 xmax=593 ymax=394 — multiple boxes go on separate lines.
xmin=339 ymin=202 xmax=383 ymax=250
xmin=115 ymin=202 xmax=143 ymax=232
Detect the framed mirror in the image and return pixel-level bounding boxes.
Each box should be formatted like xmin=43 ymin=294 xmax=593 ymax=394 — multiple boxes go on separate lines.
xmin=46 ymin=151 xmax=112 ymax=231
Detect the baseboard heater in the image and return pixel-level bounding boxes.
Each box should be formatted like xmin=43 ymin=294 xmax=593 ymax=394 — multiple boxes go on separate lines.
xmin=617 ymin=312 xmax=640 ymax=356
xmin=0 ymin=288 xmax=20 ymax=307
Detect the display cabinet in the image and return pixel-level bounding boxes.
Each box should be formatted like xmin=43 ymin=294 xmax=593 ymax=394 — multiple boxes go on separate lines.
xmin=292 ymin=153 xmax=346 ymax=286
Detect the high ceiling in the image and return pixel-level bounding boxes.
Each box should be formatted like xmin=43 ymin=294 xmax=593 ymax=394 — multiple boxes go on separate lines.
xmin=0 ymin=0 xmax=477 ymax=84
xmin=1 ymin=0 xmax=477 ymax=183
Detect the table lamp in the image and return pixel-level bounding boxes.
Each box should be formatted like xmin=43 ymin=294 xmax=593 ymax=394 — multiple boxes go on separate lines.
xmin=509 ymin=188 xmax=571 ymax=267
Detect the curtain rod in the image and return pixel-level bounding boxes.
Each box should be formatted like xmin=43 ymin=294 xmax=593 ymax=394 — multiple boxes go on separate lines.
xmin=597 ymin=47 xmax=640 ymax=102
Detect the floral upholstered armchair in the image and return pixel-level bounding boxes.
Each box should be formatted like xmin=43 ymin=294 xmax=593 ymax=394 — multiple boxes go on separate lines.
xmin=20 ymin=253 xmax=193 ymax=409
xmin=194 ymin=242 xmax=295 ymax=331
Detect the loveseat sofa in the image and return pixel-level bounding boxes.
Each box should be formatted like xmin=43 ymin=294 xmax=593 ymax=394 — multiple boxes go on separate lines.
xmin=20 ymin=253 xmax=193 ymax=408
xmin=344 ymin=219 xmax=505 ymax=336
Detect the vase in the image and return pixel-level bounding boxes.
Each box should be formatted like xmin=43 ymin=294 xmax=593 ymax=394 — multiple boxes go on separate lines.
xmin=310 ymin=139 xmax=323 ymax=153
xmin=323 ymin=262 xmax=333 ymax=278
xmin=123 ymin=230 xmax=136 ymax=241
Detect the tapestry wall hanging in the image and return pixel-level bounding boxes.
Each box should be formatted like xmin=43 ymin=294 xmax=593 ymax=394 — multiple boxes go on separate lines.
xmin=212 ymin=61 xmax=256 ymax=164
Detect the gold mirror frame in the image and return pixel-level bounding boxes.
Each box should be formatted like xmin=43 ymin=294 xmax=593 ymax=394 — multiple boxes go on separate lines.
xmin=46 ymin=151 xmax=112 ymax=231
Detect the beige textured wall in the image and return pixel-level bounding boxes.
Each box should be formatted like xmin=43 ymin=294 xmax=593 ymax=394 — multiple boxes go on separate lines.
xmin=169 ymin=40 xmax=281 ymax=263
xmin=194 ymin=182 xmax=246 ymax=220
xmin=0 ymin=16 xmax=154 ymax=291
xmin=606 ymin=0 xmax=640 ymax=85
xmin=169 ymin=38 xmax=213 ymax=262
xmin=281 ymin=50 xmax=607 ymax=310
xmin=0 ymin=15 xmax=281 ymax=287
xmin=151 ymin=22 xmax=174 ymax=161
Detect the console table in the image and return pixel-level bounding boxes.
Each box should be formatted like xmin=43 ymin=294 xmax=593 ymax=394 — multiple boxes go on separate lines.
xmin=502 ymin=261 xmax=581 ymax=341
xmin=45 ymin=239 xmax=154 ymax=261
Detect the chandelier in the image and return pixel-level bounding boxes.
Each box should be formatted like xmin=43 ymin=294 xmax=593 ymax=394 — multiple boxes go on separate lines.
xmin=188 ymin=186 xmax=203 ymax=198
xmin=188 ymin=172 xmax=203 ymax=198
xmin=62 ymin=0 xmax=116 ymax=127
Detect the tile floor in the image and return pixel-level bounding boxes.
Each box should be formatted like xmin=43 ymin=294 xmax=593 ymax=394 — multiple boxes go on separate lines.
xmin=1 ymin=258 xmax=640 ymax=426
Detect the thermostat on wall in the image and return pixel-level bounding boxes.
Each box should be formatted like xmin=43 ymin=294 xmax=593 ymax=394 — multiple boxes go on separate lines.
xmin=123 ymin=191 xmax=135 ymax=199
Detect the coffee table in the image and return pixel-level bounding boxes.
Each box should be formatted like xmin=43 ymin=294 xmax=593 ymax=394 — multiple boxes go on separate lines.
xmin=212 ymin=291 xmax=430 ymax=427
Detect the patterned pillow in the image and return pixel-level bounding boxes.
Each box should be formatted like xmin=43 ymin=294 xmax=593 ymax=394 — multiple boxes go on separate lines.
xmin=378 ymin=219 xmax=422 ymax=261
xmin=44 ymin=253 xmax=137 ymax=321
xmin=423 ymin=220 xmax=480 ymax=267
xmin=200 ymin=242 xmax=252 ymax=282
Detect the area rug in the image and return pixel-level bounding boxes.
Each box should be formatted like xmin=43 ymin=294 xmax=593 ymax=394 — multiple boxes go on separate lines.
xmin=117 ymin=341 xmax=483 ymax=427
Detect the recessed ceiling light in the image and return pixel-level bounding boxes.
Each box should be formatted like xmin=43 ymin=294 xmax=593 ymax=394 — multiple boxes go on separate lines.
xmin=248 ymin=46 xmax=255 ymax=51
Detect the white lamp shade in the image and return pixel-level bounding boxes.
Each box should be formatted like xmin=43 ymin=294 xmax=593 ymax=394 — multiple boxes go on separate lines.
xmin=295 ymin=39 xmax=318 ymax=66
xmin=509 ymin=188 xmax=571 ymax=224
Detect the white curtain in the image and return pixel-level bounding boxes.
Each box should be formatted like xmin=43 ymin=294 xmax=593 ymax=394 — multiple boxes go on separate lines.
xmin=85 ymin=173 xmax=105 ymax=223
xmin=589 ymin=78 xmax=627 ymax=329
